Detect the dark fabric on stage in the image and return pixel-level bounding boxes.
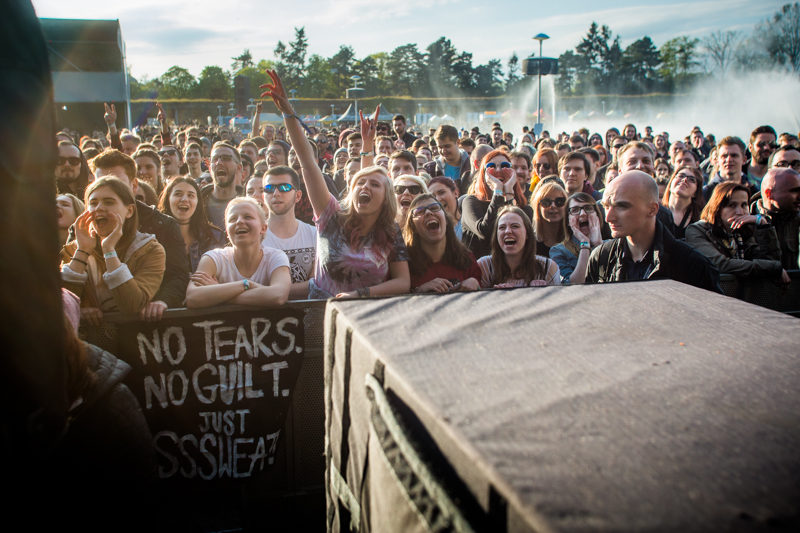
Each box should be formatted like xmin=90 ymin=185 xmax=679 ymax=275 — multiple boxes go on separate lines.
xmin=325 ymin=281 xmax=800 ymax=532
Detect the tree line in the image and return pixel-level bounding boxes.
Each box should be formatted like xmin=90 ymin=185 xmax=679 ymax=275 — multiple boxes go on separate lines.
xmin=130 ymin=3 xmax=799 ymax=101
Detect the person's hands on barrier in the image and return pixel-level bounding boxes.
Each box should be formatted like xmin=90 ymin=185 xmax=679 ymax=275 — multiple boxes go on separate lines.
xmin=335 ymin=291 xmax=357 ymax=299
xmin=529 ymin=279 xmax=547 ymax=287
xmin=140 ymin=301 xmax=168 ymax=322
xmin=81 ymin=307 xmax=104 ymax=326
xmin=458 ymin=278 xmax=480 ymax=292
xmin=191 ymin=271 xmax=219 ymax=287
xmin=417 ymin=278 xmax=454 ymax=293
xmin=493 ymin=282 xmax=516 ymax=289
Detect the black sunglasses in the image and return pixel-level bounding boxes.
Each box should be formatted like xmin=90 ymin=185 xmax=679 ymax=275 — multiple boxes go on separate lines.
xmin=264 ymin=183 xmax=295 ymax=193
xmin=485 ymin=161 xmax=511 ymax=170
xmin=158 ymin=149 xmax=178 ymax=157
xmin=395 ymin=185 xmax=422 ymax=195
xmin=57 ymin=156 xmax=81 ymax=166
xmin=539 ymin=197 xmax=567 ymax=208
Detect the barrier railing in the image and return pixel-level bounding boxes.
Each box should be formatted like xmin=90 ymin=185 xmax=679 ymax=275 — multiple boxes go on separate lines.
xmin=718 ymin=270 xmax=800 ymax=317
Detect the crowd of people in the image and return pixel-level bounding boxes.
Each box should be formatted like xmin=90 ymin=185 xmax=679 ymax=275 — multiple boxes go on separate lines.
xmin=54 ymin=70 xmax=800 ymax=325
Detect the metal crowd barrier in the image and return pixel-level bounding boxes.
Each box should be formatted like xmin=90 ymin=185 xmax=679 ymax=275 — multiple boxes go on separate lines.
xmin=718 ymin=270 xmax=800 ymax=317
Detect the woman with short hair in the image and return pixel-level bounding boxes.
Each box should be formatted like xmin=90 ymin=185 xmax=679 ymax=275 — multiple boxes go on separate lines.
xmin=661 ymin=166 xmax=705 ymax=240
xmin=185 ymin=197 xmax=291 ymax=308
xmin=550 ymin=193 xmax=604 ymax=284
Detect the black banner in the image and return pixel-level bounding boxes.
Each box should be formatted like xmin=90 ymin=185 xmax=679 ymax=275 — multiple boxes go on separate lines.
xmin=116 ymin=308 xmax=305 ymax=481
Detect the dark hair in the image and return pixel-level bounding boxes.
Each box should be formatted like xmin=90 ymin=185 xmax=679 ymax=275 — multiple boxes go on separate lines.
xmin=508 ymin=150 xmax=532 ymax=170
xmin=265 ymin=165 xmax=301 ymax=188
xmin=132 ymin=148 xmax=161 ymax=170
xmin=562 ymin=193 xmax=604 ymax=256
xmin=393 ymin=114 xmax=406 ymax=124
xmin=569 ymin=135 xmax=585 ymax=147
xmin=411 ymin=138 xmax=428 ymax=152
xmin=558 ymin=151 xmax=591 ymax=177
xmin=402 ymin=193 xmax=474 ymax=276
xmin=252 ymin=136 xmax=268 ymax=149
xmin=84 ymin=177 xmax=139 ymax=253
xmin=701 ymin=182 xmax=750 ymax=228
xmin=389 ymin=150 xmax=418 ymax=172
xmin=346 ymin=132 xmax=362 ymax=143
xmin=459 ymin=138 xmax=476 ymax=149
xmin=490 ymin=206 xmax=543 ymax=285
xmin=158 ymin=176 xmax=221 ymax=243
xmin=662 ymin=165 xmax=706 ymax=222
xmin=577 ymin=147 xmax=599 ymax=164
xmin=136 ymin=180 xmax=158 ymax=206
xmin=749 ymin=125 xmax=777 ymax=145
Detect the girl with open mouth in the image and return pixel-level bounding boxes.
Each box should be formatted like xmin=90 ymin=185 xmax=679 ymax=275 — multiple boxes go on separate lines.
xmin=159 ymin=177 xmax=226 ymax=273
xmin=550 ymin=193 xmax=606 ymax=285
xmin=60 ymin=177 xmax=166 ymax=325
xmin=402 ymin=193 xmax=481 ymax=293
xmin=462 ymin=150 xmax=533 ymax=260
xmin=394 ymin=174 xmax=429 ymax=230
xmin=260 ymin=69 xmax=410 ymax=299
xmin=477 ymin=206 xmax=561 ymax=288
xmin=185 ymin=197 xmax=291 ymax=309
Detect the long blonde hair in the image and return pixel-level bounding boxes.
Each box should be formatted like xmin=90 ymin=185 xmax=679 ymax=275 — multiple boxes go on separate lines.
xmin=531 ymin=181 xmax=567 ymax=243
xmin=339 ymin=166 xmax=398 ymax=254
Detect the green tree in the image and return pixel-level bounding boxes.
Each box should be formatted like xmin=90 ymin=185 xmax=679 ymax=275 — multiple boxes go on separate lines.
xmin=231 ymin=49 xmax=254 ymax=74
xmin=506 ymin=52 xmax=521 ymax=91
xmin=660 ymin=36 xmax=700 ymax=91
xmin=274 ymin=27 xmax=308 ymax=90
xmin=303 ymin=54 xmax=336 ymax=98
xmin=159 ymin=66 xmax=196 ymax=98
xmin=619 ymin=37 xmax=661 ymax=93
xmin=555 ymin=50 xmax=581 ymax=95
xmin=473 ymin=59 xmax=504 ymax=96
xmin=196 ymin=66 xmax=232 ymax=99
xmin=238 ymin=60 xmax=274 ymax=104
xmin=755 ymin=3 xmax=800 ymax=74
xmin=329 ymin=45 xmax=355 ymax=95
xmin=385 ymin=44 xmax=425 ymax=96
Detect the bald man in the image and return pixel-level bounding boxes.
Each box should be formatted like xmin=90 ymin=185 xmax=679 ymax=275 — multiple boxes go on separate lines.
xmin=586 ymin=171 xmax=721 ymax=292
xmin=753 ymin=168 xmax=800 ymax=269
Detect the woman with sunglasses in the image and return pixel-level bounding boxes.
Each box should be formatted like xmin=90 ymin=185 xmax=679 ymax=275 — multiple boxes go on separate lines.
xmin=428 ymin=176 xmax=463 ymax=240
xmin=403 ymin=194 xmax=481 ymax=293
xmin=530 ymin=180 xmax=568 ymax=258
xmin=528 ymin=147 xmax=559 ymax=192
xmin=394 ymin=174 xmax=429 ymax=229
xmin=462 ymin=150 xmax=531 ymax=259
xmin=661 ymin=166 xmax=706 ymax=240
xmin=686 ymin=182 xmax=788 ymax=283
xmin=261 ymin=70 xmax=410 ymax=299
xmin=550 ymin=193 xmax=604 ymax=284
xmin=477 ymin=206 xmax=560 ymax=288
xmin=159 ymin=177 xmax=225 ymax=273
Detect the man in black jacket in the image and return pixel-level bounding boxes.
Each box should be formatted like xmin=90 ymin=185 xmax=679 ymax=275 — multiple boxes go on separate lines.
xmin=392 ymin=114 xmax=417 ymax=149
xmin=586 ymin=171 xmax=721 ymax=293
xmin=752 ymin=167 xmax=800 ymax=270
xmin=88 ymin=150 xmax=190 ymax=320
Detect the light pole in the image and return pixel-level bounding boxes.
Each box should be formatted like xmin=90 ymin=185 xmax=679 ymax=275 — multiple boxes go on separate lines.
xmin=346 ymin=75 xmax=364 ymax=127
xmin=602 ymin=100 xmax=606 ymax=116
xmin=331 ymin=104 xmax=335 ymax=119
xmin=217 ymin=105 xmax=222 ymax=127
xmin=417 ymin=103 xmax=422 ymax=125
xmin=533 ymin=33 xmax=549 ymax=135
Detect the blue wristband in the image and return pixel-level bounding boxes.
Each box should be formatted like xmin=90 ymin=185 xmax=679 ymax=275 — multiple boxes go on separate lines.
xmin=243 ymin=279 xmax=250 ymax=291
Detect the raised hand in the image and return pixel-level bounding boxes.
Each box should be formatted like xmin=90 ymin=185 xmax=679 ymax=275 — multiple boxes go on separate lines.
xmin=259 ymin=70 xmax=294 ymax=115
xmin=359 ymin=105 xmax=380 ymax=148
xmin=588 ymin=212 xmax=602 ymax=246
xmin=74 ymin=211 xmax=96 ymax=253
xmin=503 ymin=171 xmax=517 ymax=194
xmin=394 ymin=139 xmax=406 ymax=151
xmin=104 ymin=103 xmax=117 ymax=125
xmin=256 ymin=101 xmax=263 ymax=113
xmin=569 ymin=217 xmax=589 ymax=243
xmin=156 ymin=102 xmax=167 ymax=126
xmin=100 ymin=212 xmax=125 ymax=253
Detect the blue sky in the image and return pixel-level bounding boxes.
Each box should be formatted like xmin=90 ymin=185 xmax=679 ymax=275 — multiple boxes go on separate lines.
xmin=32 ymin=0 xmax=785 ymax=80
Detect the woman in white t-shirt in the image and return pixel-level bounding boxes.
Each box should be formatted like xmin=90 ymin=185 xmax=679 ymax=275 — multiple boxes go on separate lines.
xmin=186 ymin=197 xmax=291 ymax=308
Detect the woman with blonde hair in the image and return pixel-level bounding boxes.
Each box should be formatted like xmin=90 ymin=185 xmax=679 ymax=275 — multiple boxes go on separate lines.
xmin=261 ymin=69 xmax=410 ymax=299
xmin=530 ymin=180 xmax=568 ymax=258
xmin=394 ymin=173 xmax=429 ymax=228
xmin=56 ymin=193 xmax=85 ymax=245
xmin=528 ymin=147 xmax=560 ymax=191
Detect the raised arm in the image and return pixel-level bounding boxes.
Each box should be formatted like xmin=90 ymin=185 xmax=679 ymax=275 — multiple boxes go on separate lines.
xmin=261 ymin=70 xmax=330 ymax=217
xmin=251 ymin=102 xmax=262 ymax=139
xmin=359 ymin=106 xmax=380 ymax=168
xmin=104 ymin=103 xmax=122 ymax=151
